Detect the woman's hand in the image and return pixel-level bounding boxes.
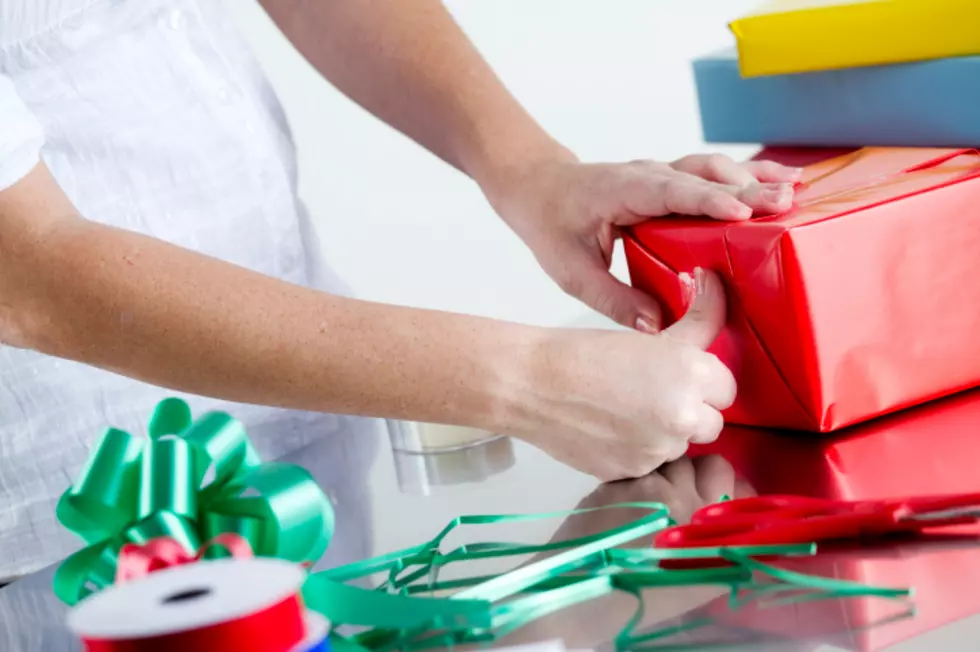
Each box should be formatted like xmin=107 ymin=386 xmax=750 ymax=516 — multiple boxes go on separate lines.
xmin=512 ymin=268 xmax=735 ymax=482
xmin=488 ymin=151 xmax=801 ymax=332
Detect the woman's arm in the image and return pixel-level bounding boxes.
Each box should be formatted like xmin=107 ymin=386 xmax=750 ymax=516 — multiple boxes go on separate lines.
xmin=0 ymin=164 xmax=534 ymax=429
xmin=3 ymin=164 xmax=736 ymax=481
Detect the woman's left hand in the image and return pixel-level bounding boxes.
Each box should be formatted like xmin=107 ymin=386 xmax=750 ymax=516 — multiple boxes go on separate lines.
xmin=488 ymin=153 xmax=802 ymax=332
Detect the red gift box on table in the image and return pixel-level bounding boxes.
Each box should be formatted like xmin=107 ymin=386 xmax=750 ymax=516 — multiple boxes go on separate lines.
xmin=624 ymin=147 xmax=980 ymax=432
xmin=685 ymin=387 xmax=980 ymax=651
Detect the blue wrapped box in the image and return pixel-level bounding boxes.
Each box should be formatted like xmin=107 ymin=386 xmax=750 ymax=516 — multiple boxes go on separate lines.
xmin=694 ymin=48 xmax=980 ymax=147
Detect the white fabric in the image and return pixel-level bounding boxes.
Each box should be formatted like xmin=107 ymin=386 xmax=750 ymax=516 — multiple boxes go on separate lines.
xmin=0 ymin=74 xmax=43 ymax=190
xmin=0 ymin=0 xmax=381 ymax=579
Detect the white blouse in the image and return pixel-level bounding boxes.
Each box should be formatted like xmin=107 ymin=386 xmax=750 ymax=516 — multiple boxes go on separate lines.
xmin=0 ymin=0 xmax=380 ymax=579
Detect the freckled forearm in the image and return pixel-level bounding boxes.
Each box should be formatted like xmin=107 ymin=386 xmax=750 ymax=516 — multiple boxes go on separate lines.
xmin=1 ymin=166 xmax=542 ymax=431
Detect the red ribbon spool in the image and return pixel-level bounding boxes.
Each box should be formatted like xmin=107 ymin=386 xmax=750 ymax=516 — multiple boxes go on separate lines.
xmin=73 ymin=536 xmax=310 ymax=652
xmin=80 ymin=594 xmax=307 ymax=652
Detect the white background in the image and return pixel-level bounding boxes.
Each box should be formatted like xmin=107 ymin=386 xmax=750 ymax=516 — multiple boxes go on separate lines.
xmin=222 ymin=0 xmax=761 ymax=330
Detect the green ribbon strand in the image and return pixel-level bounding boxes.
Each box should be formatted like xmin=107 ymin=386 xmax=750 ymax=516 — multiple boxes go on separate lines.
xmin=53 ymin=398 xmax=332 ymax=606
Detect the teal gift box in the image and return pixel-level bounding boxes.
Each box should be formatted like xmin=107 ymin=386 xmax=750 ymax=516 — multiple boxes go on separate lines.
xmin=693 ymin=48 xmax=980 ymax=148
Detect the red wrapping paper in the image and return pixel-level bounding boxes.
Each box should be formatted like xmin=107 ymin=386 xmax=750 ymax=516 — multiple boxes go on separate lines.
xmin=624 ymin=147 xmax=980 ymax=432
xmin=687 ymin=388 xmax=980 ymax=651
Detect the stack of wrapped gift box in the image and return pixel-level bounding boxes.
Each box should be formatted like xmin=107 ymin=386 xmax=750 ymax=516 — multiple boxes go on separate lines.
xmin=693 ymin=0 xmax=980 ymax=147
xmin=627 ymin=0 xmax=980 ymax=433
xmin=624 ymin=1 xmax=980 ymax=647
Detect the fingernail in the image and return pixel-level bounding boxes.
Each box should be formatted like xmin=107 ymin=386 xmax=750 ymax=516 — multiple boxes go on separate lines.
xmin=679 ymin=271 xmax=695 ymax=297
xmin=635 ymin=314 xmax=660 ymax=334
xmin=789 ymin=167 xmax=804 ymax=180
xmin=694 ymin=267 xmax=707 ymax=296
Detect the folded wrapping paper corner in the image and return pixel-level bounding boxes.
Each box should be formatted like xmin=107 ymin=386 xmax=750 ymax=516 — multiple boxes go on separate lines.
xmin=625 ymin=147 xmax=980 ymax=432
xmin=730 ymin=0 xmax=980 ymax=78
xmin=53 ymin=397 xmax=334 ymax=606
xmin=693 ymin=48 xmax=980 ymax=148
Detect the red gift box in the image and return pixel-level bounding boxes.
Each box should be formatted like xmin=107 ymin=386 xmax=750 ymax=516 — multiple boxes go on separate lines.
xmin=687 ymin=388 xmax=980 ymax=651
xmin=624 ymin=147 xmax=980 ymax=432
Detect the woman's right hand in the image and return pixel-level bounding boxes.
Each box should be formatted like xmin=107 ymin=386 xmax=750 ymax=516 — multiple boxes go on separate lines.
xmin=514 ymin=267 xmax=735 ymax=482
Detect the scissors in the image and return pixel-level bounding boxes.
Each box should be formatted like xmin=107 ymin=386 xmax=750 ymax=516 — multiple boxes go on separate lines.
xmin=654 ymin=492 xmax=980 ymax=551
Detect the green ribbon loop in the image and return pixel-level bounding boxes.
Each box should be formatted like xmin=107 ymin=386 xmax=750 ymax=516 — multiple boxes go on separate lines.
xmin=54 ymin=398 xmax=334 ymax=606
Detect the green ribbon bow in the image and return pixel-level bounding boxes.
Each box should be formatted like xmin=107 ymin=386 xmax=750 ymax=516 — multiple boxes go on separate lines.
xmin=53 ymin=398 xmax=333 ymax=606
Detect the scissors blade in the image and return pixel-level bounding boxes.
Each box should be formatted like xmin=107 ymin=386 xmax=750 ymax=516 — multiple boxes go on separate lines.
xmin=901 ymin=507 xmax=980 ymax=522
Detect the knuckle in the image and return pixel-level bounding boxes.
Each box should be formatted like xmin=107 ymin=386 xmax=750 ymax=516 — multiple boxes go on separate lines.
xmin=714 ymin=355 xmax=737 ymax=389
xmin=695 ymin=184 xmax=725 ymax=205
xmin=641 ymin=171 xmax=672 ymax=194
xmin=670 ymin=155 xmax=697 ymax=170
xmin=707 ymin=153 xmax=732 ymax=168
xmin=705 ymin=154 xmax=728 ymax=174
xmin=699 ymin=427 xmax=723 ymax=445
xmin=630 ymin=158 xmax=669 ymax=172
xmin=759 ymin=160 xmax=786 ymax=177
xmin=665 ymin=180 xmax=699 ymax=209
xmin=702 ymin=191 xmax=737 ymax=215
xmin=666 ymin=440 xmax=691 ymax=462
xmin=619 ymin=168 xmax=648 ymax=195
xmin=687 ymin=355 xmax=715 ymax=384
xmin=699 ymin=416 xmax=725 ymax=444
xmin=637 ymin=176 xmax=674 ymax=212
xmin=678 ymin=342 xmax=707 ymax=366
xmin=665 ymin=404 xmax=701 ymax=435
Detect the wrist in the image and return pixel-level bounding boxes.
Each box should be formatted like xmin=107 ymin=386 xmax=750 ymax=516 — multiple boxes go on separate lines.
xmin=475 ymin=325 xmax=584 ymax=448
xmin=468 ymin=322 xmax=557 ymax=437
xmin=461 ymin=126 xmax=578 ymax=213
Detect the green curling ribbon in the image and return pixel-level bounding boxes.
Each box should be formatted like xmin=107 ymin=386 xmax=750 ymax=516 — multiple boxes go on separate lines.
xmin=301 ymin=504 xmax=910 ymax=651
xmin=53 ymin=398 xmax=333 ymax=606
xmin=301 ymin=501 xmax=906 ymax=652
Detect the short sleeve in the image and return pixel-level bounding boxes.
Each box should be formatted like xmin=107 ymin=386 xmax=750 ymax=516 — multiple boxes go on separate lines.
xmin=0 ymin=73 xmax=44 ymax=192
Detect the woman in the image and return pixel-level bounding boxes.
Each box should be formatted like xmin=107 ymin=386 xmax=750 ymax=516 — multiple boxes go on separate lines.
xmin=0 ymin=0 xmax=799 ymax=579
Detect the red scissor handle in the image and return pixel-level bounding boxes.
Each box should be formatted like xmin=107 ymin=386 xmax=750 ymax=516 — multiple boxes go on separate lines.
xmin=690 ymin=495 xmax=855 ymax=527
xmin=655 ymin=492 xmax=980 ymax=551
xmin=654 ymin=510 xmax=900 ymax=549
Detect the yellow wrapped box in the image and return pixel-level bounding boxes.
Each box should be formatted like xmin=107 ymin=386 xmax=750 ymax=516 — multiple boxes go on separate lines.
xmin=731 ymin=0 xmax=980 ymax=77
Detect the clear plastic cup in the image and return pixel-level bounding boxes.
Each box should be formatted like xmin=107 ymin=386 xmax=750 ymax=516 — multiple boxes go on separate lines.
xmin=387 ymin=420 xmax=515 ymax=495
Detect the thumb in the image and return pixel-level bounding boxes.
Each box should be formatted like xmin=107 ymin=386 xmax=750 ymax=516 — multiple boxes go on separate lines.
xmin=568 ymin=264 xmax=664 ymax=331
xmin=662 ymin=268 xmax=726 ymax=349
